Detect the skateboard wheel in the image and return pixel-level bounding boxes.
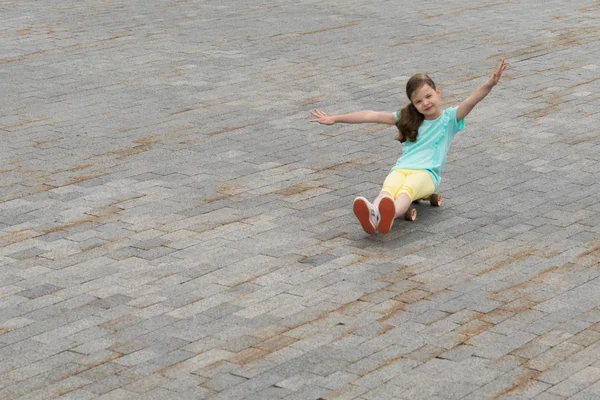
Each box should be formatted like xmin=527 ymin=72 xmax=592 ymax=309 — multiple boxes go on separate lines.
xmin=404 ymin=208 xmax=417 ymax=221
xmin=430 ymin=194 xmax=442 ymax=207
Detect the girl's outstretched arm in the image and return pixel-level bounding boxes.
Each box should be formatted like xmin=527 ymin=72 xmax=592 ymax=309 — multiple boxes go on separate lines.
xmin=456 ymin=60 xmax=506 ymax=121
xmin=310 ymin=109 xmax=395 ymax=125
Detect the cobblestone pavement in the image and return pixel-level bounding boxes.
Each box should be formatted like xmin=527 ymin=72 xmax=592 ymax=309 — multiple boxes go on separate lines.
xmin=1 ymin=0 xmax=600 ymax=399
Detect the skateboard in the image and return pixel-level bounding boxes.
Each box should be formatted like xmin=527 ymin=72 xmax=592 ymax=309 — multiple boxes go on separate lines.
xmin=403 ymin=193 xmax=442 ymax=221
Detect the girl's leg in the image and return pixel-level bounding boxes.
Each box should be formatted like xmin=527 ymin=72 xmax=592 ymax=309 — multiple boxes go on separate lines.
xmin=376 ymin=170 xmax=408 ymax=234
xmin=372 ymin=191 xmax=391 ymax=208
xmin=392 ymin=193 xmax=412 ymax=218
xmin=373 ymin=191 xmax=411 ymax=217
xmin=377 ymin=170 xmax=435 ymax=234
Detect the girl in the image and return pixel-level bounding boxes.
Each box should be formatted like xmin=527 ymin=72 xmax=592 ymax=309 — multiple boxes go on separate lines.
xmin=310 ymin=60 xmax=506 ymax=234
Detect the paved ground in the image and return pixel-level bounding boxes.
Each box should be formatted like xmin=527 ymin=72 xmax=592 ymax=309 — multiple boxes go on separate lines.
xmin=1 ymin=0 xmax=600 ymax=399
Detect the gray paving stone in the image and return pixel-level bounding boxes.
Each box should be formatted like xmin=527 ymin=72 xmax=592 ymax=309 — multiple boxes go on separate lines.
xmin=1 ymin=1 xmax=600 ymax=398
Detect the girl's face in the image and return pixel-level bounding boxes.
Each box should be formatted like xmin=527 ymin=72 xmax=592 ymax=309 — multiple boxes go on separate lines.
xmin=410 ymin=84 xmax=441 ymax=119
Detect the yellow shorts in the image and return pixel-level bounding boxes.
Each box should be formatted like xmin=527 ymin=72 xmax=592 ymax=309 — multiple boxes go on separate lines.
xmin=381 ymin=169 xmax=435 ymax=201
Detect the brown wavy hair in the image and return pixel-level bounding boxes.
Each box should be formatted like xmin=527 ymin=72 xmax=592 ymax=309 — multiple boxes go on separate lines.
xmin=395 ymin=74 xmax=436 ymax=143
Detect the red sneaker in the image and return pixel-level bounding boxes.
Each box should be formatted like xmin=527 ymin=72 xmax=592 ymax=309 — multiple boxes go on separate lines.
xmin=377 ymin=195 xmax=396 ymax=234
xmin=353 ymin=197 xmax=379 ymax=234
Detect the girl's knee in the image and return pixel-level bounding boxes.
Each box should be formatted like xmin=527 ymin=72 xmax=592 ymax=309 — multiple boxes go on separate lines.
xmin=377 ymin=190 xmax=394 ymax=199
xmin=397 ymin=188 xmax=414 ymax=202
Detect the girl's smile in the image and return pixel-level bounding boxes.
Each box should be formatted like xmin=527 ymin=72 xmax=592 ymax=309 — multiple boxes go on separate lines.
xmin=410 ymin=84 xmax=442 ymax=119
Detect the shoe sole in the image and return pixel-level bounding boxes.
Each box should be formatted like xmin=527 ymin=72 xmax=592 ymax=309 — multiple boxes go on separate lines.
xmin=378 ymin=196 xmax=395 ymax=234
xmin=353 ymin=198 xmax=376 ymax=235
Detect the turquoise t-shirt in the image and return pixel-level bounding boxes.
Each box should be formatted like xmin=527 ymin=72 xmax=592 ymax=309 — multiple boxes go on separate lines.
xmin=392 ymin=107 xmax=464 ymax=188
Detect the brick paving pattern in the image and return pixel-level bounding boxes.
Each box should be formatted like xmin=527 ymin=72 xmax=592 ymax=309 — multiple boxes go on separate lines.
xmin=1 ymin=0 xmax=600 ymax=399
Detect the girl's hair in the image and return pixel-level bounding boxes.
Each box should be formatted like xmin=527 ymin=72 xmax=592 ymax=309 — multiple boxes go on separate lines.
xmin=395 ymin=74 xmax=436 ymax=143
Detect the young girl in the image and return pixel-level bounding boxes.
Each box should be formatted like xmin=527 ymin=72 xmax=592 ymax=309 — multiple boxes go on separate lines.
xmin=310 ymin=60 xmax=506 ymax=234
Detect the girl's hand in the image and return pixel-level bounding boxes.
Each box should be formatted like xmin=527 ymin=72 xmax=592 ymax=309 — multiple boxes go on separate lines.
xmin=487 ymin=59 xmax=506 ymax=87
xmin=310 ymin=109 xmax=336 ymax=125
xmin=456 ymin=60 xmax=506 ymax=121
